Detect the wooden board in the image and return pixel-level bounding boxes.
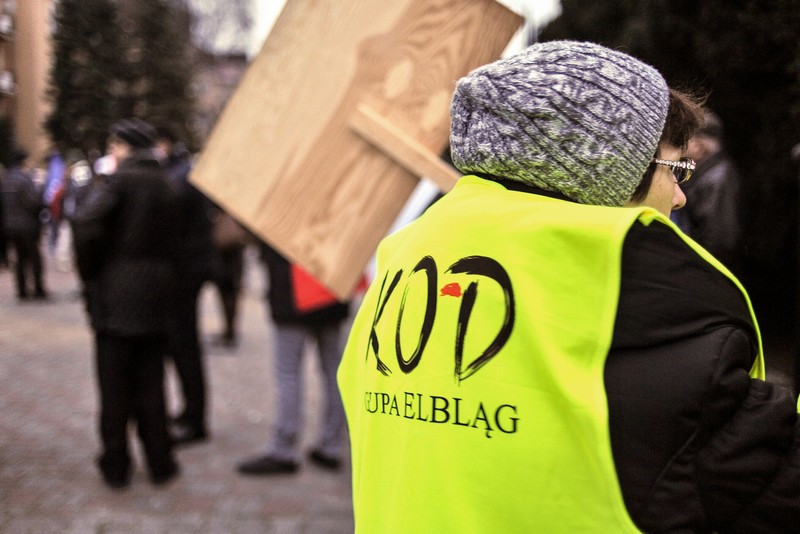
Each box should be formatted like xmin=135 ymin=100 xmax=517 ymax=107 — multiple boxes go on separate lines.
xmin=190 ymin=0 xmax=522 ymax=299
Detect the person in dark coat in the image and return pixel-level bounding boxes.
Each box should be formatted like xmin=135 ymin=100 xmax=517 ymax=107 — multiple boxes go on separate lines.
xmin=208 ymin=205 xmax=250 ymax=348
xmin=672 ymin=110 xmax=743 ymax=273
xmin=154 ymin=126 xmax=216 ymax=445
xmin=71 ymin=119 xmax=180 ymax=489
xmin=0 ymin=148 xmax=47 ymax=299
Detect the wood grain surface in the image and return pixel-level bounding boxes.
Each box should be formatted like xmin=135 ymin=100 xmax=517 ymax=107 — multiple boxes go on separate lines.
xmin=191 ymin=0 xmax=522 ymax=299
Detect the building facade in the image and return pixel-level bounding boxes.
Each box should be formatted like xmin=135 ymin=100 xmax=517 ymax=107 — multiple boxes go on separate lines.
xmin=0 ymin=0 xmax=53 ymax=165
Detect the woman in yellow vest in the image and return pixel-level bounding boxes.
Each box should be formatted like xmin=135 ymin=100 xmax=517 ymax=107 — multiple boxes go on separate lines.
xmin=338 ymin=41 xmax=800 ymax=532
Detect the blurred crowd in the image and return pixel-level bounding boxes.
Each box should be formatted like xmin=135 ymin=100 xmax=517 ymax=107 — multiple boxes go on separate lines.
xmin=0 ymin=118 xmax=355 ymax=489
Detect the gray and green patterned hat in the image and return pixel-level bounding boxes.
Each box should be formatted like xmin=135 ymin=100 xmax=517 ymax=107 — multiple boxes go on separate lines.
xmin=450 ymin=40 xmax=669 ymax=206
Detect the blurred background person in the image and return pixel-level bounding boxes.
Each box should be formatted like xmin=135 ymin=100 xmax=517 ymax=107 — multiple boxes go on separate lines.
xmin=46 ymin=149 xmax=92 ymax=274
xmin=793 ymin=141 xmax=800 ymax=392
xmin=237 ymin=242 xmax=351 ymax=475
xmin=0 ymin=161 xmax=7 ymax=269
xmin=61 ymin=149 xmax=95 ymax=225
xmin=71 ymin=119 xmax=180 ymax=489
xmin=209 ymin=205 xmax=250 ymax=348
xmin=1 ymin=148 xmax=48 ymax=300
xmin=672 ymin=110 xmax=743 ymax=273
xmin=42 ymin=149 xmax=67 ymax=257
xmin=154 ymin=125 xmax=215 ymax=446
xmin=59 ymin=149 xmax=96 ymax=288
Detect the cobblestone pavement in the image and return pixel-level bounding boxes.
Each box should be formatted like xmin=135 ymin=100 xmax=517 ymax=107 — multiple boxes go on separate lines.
xmin=0 ymin=244 xmax=354 ymax=533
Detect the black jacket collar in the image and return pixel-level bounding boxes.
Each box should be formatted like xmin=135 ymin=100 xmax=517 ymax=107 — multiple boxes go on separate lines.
xmin=471 ymin=172 xmax=575 ymax=203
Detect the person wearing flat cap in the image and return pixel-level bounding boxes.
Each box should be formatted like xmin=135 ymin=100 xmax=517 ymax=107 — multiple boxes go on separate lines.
xmin=72 ymin=118 xmax=180 ymax=489
xmin=337 ymin=41 xmax=800 ymax=532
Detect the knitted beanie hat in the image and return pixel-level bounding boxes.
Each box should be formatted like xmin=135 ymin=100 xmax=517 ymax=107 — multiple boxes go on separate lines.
xmin=110 ymin=118 xmax=156 ymax=149
xmin=450 ymin=40 xmax=669 ymax=206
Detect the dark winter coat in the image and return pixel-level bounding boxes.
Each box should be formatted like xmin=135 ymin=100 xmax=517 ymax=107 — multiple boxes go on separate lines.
xmin=71 ymin=151 xmax=179 ymax=337
xmin=1 ymin=165 xmax=43 ymax=236
xmin=162 ymin=148 xmax=215 ymax=285
xmin=259 ymin=243 xmax=350 ymax=326
xmin=608 ymin=219 xmax=799 ymax=532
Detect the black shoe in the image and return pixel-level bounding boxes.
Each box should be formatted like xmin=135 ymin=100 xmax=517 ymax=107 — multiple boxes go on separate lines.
xmin=151 ymin=461 xmax=180 ymax=486
xmin=169 ymin=423 xmax=208 ymax=446
xmin=97 ymin=455 xmax=131 ymax=490
xmin=237 ymin=455 xmax=299 ymax=476
xmin=307 ymin=449 xmax=342 ymax=470
xmin=101 ymin=471 xmax=131 ymax=490
xmin=33 ymin=289 xmax=49 ymax=300
xmin=210 ymin=333 xmax=238 ymax=348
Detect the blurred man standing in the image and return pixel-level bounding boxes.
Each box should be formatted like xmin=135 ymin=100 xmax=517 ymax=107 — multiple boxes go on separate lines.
xmin=72 ymin=119 xmax=180 ymax=488
xmin=1 ymin=148 xmax=47 ymax=300
xmin=154 ymin=125 xmax=215 ymax=446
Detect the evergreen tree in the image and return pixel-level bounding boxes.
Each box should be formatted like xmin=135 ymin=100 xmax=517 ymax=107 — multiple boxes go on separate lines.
xmin=46 ymin=0 xmax=199 ymax=154
xmin=45 ymin=0 xmax=126 ymax=155
xmin=117 ymin=0 xmax=198 ymax=148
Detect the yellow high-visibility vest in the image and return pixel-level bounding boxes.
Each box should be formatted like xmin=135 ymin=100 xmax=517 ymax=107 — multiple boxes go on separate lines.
xmin=338 ymin=175 xmax=763 ymax=533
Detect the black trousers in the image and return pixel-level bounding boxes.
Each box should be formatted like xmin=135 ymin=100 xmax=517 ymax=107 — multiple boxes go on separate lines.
xmin=213 ymin=246 xmax=245 ymax=338
xmin=6 ymin=232 xmax=44 ymax=297
xmin=95 ymin=333 xmax=175 ymax=478
xmin=168 ymin=278 xmax=207 ymax=430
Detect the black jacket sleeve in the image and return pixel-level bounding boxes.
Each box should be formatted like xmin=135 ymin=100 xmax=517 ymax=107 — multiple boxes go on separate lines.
xmin=606 ymin=219 xmax=800 ymax=532
xmin=70 ymin=179 xmax=118 ymax=282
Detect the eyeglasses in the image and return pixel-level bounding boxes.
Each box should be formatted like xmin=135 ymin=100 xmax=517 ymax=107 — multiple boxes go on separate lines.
xmin=651 ymin=157 xmax=696 ymax=184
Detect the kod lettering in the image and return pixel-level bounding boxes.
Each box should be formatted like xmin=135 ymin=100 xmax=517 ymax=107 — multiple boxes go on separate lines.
xmin=365 ymin=255 xmax=515 ymax=382
xmin=361 ymin=254 xmax=519 ymax=438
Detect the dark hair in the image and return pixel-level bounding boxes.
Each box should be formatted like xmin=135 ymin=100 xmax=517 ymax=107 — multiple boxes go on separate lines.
xmin=11 ymin=148 xmax=29 ymax=166
xmin=109 ymin=118 xmax=156 ymax=149
xmin=154 ymin=125 xmax=179 ymax=143
xmin=629 ymin=88 xmax=706 ymax=202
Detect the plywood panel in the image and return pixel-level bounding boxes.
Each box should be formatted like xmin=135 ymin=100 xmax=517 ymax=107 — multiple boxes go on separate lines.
xmin=191 ymin=0 xmax=522 ymax=299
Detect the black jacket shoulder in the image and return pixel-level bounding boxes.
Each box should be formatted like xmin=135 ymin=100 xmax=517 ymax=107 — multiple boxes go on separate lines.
xmin=606 ymin=219 xmax=800 ymax=532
